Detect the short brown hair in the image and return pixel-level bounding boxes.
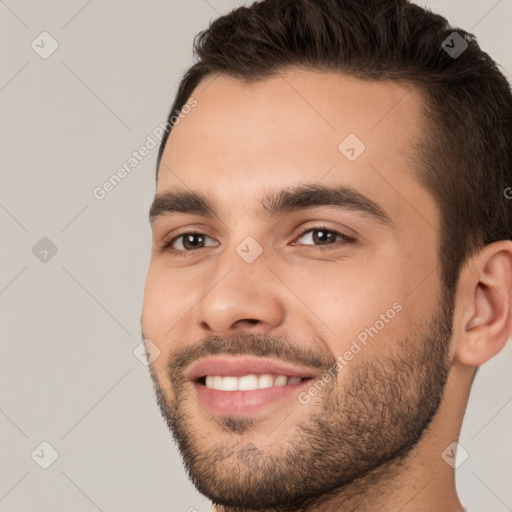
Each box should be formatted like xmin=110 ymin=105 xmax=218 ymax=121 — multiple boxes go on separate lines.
xmin=156 ymin=0 xmax=512 ymax=295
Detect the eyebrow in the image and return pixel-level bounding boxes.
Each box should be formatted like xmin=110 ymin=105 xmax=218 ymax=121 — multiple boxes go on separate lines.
xmin=149 ymin=183 xmax=391 ymax=227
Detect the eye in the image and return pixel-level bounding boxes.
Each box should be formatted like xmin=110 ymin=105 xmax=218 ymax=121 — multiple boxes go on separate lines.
xmin=162 ymin=232 xmax=217 ymax=256
xmin=161 ymin=225 xmax=355 ymax=257
xmin=292 ymin=225 xmax=355 ymax=250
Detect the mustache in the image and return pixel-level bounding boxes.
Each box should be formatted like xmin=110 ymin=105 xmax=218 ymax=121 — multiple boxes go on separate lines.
xmin=165 ymin=332 xmax=336 ymax=386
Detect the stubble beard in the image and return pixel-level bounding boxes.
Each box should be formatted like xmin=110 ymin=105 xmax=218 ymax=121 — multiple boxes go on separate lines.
xmin=147 ymin=295 xmax=453 ymax=511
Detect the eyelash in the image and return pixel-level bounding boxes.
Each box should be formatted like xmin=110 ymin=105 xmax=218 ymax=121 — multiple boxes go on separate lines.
xmin=161 ymin=225 xmax=355 ymax=257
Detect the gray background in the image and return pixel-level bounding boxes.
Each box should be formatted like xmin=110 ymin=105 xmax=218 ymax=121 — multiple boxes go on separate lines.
xmin=0 ymin=1 xmax=511 ymax=511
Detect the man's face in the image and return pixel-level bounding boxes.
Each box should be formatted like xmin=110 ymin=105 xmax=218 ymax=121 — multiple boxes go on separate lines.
xmin=141 ymin=70 xmax=453 ymax=510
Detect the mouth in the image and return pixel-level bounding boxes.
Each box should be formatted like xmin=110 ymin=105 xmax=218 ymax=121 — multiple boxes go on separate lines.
xmin=187 ymin=356 xmax=317 ymax=417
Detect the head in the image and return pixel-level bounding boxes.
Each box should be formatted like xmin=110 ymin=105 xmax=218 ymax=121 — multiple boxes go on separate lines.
xmin=142 ymin=0 xmax=512 ymax=510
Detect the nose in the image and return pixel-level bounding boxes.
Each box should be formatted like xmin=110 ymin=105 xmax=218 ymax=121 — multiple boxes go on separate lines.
xmin=194 ymin=257 xmax=286 ymax=337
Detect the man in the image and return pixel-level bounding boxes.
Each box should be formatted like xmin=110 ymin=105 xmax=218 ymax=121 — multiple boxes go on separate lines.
xmin=141 ymin=0 xmax=512 ymax=510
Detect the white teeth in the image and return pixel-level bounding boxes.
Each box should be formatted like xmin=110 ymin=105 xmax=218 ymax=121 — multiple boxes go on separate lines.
xmin=258 ymin=374 xmax=274 ymax=389
xmin=238 ymin=374 xmax=258 ymax=390
xmin=274 ymin=375 xmax=288 ymax=387
xmin=222 ymin=376 xmax=238 ymax=391
xmin=203 ymin=374 xmax=304 ymax=391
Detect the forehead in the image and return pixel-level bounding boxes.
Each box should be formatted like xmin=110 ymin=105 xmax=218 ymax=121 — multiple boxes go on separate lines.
xmin=157 ymin=69 xmax=437 ymax=230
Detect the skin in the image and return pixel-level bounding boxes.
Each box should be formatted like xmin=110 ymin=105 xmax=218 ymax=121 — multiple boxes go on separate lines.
xmin=141 ymin=68 xmax=512 ymax=512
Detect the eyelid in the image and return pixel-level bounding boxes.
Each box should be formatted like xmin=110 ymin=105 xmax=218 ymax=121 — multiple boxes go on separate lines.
xmin=292 ymin=223 xmax=356 ymax=243
xmin=159 ymin=223 xmax=213 ymax=244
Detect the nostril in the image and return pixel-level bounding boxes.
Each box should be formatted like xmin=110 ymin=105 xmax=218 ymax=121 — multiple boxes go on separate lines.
xmin=240 ymin=319 xmax=259 ymax=326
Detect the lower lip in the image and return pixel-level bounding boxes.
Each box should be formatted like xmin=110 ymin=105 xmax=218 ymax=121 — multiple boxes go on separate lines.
xmin=192 ymin=379 xmax=313 ymax=417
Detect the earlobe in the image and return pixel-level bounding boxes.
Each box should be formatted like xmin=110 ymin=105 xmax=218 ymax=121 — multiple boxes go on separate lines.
xmin=454 ymin=242 xmax=512 ymax=367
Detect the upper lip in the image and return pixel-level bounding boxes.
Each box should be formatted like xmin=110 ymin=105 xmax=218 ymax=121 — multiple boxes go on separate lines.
xmin=186 ymin=356 xmax=317 ymax=382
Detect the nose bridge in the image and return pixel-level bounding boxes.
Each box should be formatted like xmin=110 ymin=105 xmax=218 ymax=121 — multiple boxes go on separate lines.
xmin=213 ymin=209 xmax=269 ymax=279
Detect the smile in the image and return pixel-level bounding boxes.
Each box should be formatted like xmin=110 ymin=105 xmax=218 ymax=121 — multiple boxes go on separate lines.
xmin=187 ymin=356 xmax=316 ymax=416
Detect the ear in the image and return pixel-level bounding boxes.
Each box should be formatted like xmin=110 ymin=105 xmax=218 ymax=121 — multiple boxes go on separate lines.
xmin=453 ymin=240 xmax=512 ymax=367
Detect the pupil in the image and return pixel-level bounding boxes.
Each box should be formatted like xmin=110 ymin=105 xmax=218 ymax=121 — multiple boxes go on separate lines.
xmin=185 ymin=234 xmax=203 ymax=249
xmin=314 ymin=230 xmax=333 ymax=244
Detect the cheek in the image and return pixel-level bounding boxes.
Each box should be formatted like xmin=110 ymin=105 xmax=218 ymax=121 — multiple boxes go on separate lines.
xmin=141 ymin=264 xmax=197 ymax=365
xmin=283 ymin=256 xmax=407 ymax=346
xmin=141 ymin=265 xmax=169 ymax=335
xmin=143 ymin=261 xmax=199 ymax=322
xmin=286 ymin=261 xmax=427 ymax=388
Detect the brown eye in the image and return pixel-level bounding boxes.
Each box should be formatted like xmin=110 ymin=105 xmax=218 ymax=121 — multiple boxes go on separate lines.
xmin=293 ymin=226 xmax=354 ymax=248
xmin=163 ymin=232 xmax=217 ymax=254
